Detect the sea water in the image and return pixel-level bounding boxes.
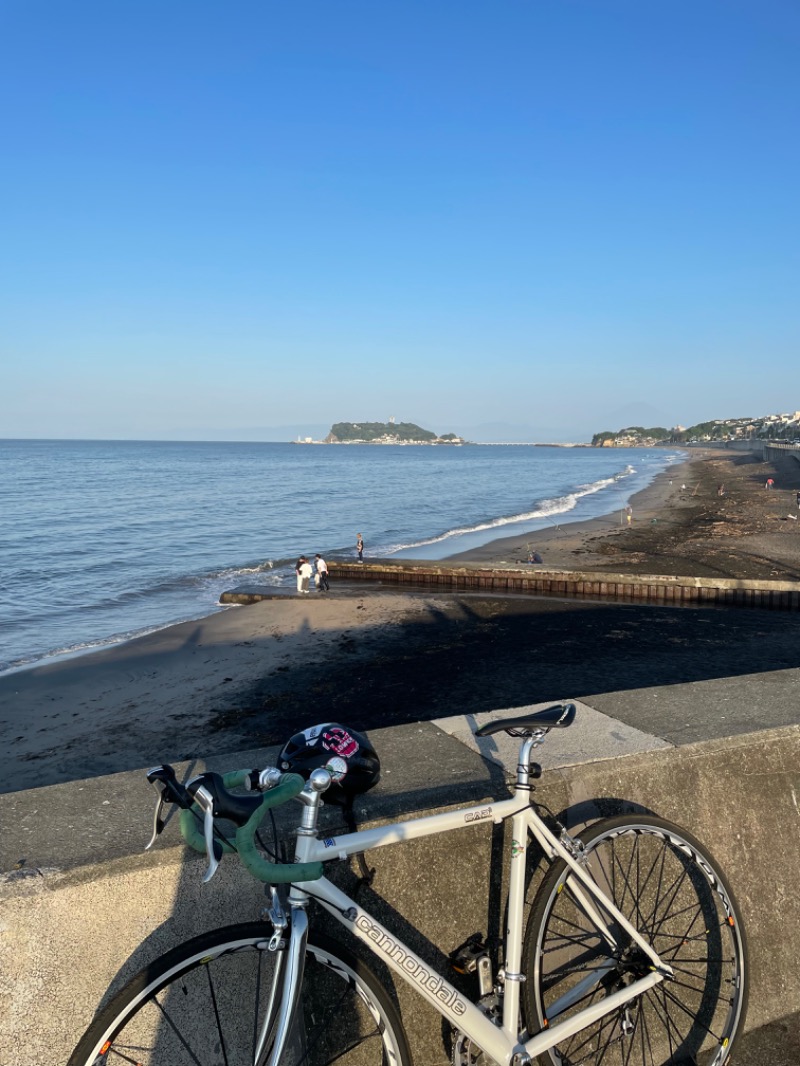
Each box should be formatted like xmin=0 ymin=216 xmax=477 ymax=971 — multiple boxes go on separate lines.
xmin=0 ymin=439 xmax=684 ymax=673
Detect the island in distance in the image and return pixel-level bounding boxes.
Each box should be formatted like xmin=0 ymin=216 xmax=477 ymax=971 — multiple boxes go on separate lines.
xmin=293 ymin=410 xmax=800 ymax=448
xmin=294 ymin=420 xmax=468 ymax=445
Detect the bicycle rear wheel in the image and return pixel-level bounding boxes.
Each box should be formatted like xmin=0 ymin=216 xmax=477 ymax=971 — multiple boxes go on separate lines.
xmin=524 ymin=815 xmax=748 ymax=1066
xmin=68 ymin=922 xmax=411 ymax=1066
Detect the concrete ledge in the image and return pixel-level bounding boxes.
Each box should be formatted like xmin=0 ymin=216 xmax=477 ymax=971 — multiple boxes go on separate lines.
xmin=221 ymin=560 xmax=800 ymax=610
xmin=3 ymin=723 xmax=800 ymax=1064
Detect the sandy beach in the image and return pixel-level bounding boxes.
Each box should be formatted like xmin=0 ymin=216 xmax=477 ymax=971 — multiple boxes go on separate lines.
xmin=450 ymin=447 xmax=800 ymax=579
xmin=0 ymin=594 xmax=447 ymax=793
xmin=2 ymin=447 xmax=799 ymax=795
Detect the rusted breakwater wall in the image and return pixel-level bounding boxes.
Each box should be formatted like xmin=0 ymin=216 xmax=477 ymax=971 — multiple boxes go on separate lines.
xmin=325 ymin=560 xmax=800 ymax=611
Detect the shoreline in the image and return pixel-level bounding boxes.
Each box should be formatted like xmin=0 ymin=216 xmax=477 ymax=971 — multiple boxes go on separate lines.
xmin=446 ymin=448 xmax=800 ymax=579
xmin=5 ymin=448 xmax=799 ymax=684
xmin=442 ymin=453 xmax=691 ymax=569
xmin=2 ymin=448 xmax=800 ymax=796
xmin=0 ymin=448 xmax=678 ymax=679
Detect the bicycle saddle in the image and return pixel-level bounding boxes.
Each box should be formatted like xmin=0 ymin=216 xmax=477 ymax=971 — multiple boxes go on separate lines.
xmin=474 ymin=703 xmax=576 ymax=737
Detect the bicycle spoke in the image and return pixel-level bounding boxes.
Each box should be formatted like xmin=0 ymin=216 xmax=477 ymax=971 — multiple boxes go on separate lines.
xmin=657 ymin=984 xmax=683 ymax=1058
xmin=610 ymin=835 xmax=645 ymax=932
xmin=205 ymin=965 xmax=231 ymax=1066
xmin=152 ymin=995 xmax=205 ymax=1066
xmin=104 ymin=1048 xmax=152 ymax=1065
xmin=294 ymin=974 xmax=382 ymax=1066
xmin=659 ymin=982 xmax=728 ymax=1043
xmin=543 ymin=928 xmax=605 ymax=952
xmin=557 ymin=998 xmax=621 ymax=1064
xmin=71 ymin=933 xmax=406 ymax=1066
xmin=528 ymin=818 xmax=746 ymax=1066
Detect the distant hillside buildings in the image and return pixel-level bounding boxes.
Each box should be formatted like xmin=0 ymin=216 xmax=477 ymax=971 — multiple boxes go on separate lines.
xmin=593 ymin=411 xmax=800 ymax=448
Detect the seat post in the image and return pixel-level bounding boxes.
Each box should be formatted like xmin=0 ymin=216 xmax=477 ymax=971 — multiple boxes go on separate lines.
xmin=516 ymin=731 xmax=546 ymax=790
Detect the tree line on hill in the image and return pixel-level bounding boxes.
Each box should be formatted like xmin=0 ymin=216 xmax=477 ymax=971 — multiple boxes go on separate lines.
xmin=591 ymin=426 xmax=670 ymax=446
xmin=326 ymin=421 xmax=461 ymax=443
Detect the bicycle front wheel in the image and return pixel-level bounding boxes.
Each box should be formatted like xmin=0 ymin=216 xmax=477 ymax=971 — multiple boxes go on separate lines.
xmin=69 ymin=922 xmax=412 ymax=1066
xmin=524 ymin=815 xmax=748 ymax=1066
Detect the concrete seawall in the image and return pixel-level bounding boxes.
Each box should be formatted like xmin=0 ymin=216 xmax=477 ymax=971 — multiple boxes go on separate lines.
xmin=222 ymin=560 xmax=800 ymax=611
xmin=724 ymin=439 xmax=800 ymax=472
xmin=2 ymin=722 xmax=800 ymax=1064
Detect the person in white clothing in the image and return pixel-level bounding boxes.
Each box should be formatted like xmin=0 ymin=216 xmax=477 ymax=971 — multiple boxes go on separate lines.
xmin=298 ymin=557 xmax=313 ymax=594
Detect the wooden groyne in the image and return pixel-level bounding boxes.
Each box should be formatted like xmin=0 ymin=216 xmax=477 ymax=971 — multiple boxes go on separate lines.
xmin=321 ymin=560 xmax=800 ymax=611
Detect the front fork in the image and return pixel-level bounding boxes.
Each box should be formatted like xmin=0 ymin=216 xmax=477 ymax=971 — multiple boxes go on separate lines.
xmin=255 ymin=903 xmax=310 ymax=1066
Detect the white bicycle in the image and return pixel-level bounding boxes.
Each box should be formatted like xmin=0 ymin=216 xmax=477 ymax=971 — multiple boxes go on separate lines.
xmin=69 ymin=705 xmax=748 ymax=1066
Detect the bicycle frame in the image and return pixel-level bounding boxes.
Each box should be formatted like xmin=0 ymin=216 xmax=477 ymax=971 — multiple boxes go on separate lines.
xmin=277 ymin=784 xmax=673 ymax=1066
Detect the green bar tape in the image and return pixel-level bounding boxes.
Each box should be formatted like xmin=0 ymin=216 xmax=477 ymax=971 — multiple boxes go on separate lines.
xmin=179 ymin=771 xmax=324 ymax=884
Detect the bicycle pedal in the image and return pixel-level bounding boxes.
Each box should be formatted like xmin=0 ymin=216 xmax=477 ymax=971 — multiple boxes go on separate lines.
xmin=450 ymin=935 xmax=485 ymax=974
xmin=450 ymin=936 xmax=493 ymax=997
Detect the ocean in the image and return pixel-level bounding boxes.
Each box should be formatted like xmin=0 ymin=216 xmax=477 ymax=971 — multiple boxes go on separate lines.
xmin=0 ymin=439 xmax=684 ymax=674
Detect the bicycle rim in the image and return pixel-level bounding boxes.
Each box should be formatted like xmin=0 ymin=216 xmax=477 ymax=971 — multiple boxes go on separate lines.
xmin=524 ymin=816 xmax=748 ymax=1066
xmin=68 ymin=923 xmax=410 ymax=1066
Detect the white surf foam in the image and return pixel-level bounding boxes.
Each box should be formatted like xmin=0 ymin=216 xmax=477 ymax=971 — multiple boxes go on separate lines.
xmin=384 ymin=467 xmax=635 ymax=556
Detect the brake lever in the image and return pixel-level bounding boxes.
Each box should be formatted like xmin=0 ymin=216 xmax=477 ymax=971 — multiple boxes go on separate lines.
xmin=193 ymin=784 xmax=223 ymax=883
xmin=145 ymin=765 xmax=181 ymax=851
xmin=145 ymin=782 xmax=168 ymax=851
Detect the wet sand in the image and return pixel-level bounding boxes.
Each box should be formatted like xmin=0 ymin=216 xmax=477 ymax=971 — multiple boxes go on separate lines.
xmin=2 ymin=448 xmax=799 ymax=795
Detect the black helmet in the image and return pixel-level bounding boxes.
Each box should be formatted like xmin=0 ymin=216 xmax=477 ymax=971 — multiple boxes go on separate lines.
xmin=278 ymin=723 xmax=380 ymax=802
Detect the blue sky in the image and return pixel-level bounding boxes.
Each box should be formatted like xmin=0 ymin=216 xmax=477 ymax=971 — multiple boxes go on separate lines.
xmin=2 ymin=1 xmax=798 ymax=442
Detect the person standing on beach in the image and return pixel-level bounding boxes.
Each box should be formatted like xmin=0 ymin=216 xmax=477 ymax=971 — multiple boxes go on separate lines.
xmin=315 ymin=554 xmax=330 ymax=591
xmin=295 ymin=556 xmax=305 ymax=593
xmin=796 ymin=490 xmax=800 ymax=510
xmin=298 ymin=557 xmax=313 ymax=594
xmin=625 ymin=505 xmax=633 ymax=527
xmin=765 ymin=478 xmax=774 ymax=489
xmin=356 ymin=533 xmax=364 ymax=562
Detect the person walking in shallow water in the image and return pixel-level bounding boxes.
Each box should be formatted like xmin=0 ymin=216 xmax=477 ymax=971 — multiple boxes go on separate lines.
xmin=356 ymin=533 xmax=364 ymax=562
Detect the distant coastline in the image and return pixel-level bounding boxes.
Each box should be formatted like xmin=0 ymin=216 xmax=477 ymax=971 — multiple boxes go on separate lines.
xmin=293 ymin=418 xmax=707 ymax=448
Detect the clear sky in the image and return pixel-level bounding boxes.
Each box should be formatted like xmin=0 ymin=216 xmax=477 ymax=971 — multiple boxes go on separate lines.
xmin=2 ymin=1 xmax=798 ymax=442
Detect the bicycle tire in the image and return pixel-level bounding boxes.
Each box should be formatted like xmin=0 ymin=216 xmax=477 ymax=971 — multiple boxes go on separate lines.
xmin=523 ymin=815 xmax=748 ymax=1066
xmin=68 ymin=921 xmax=412 ymax=1066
